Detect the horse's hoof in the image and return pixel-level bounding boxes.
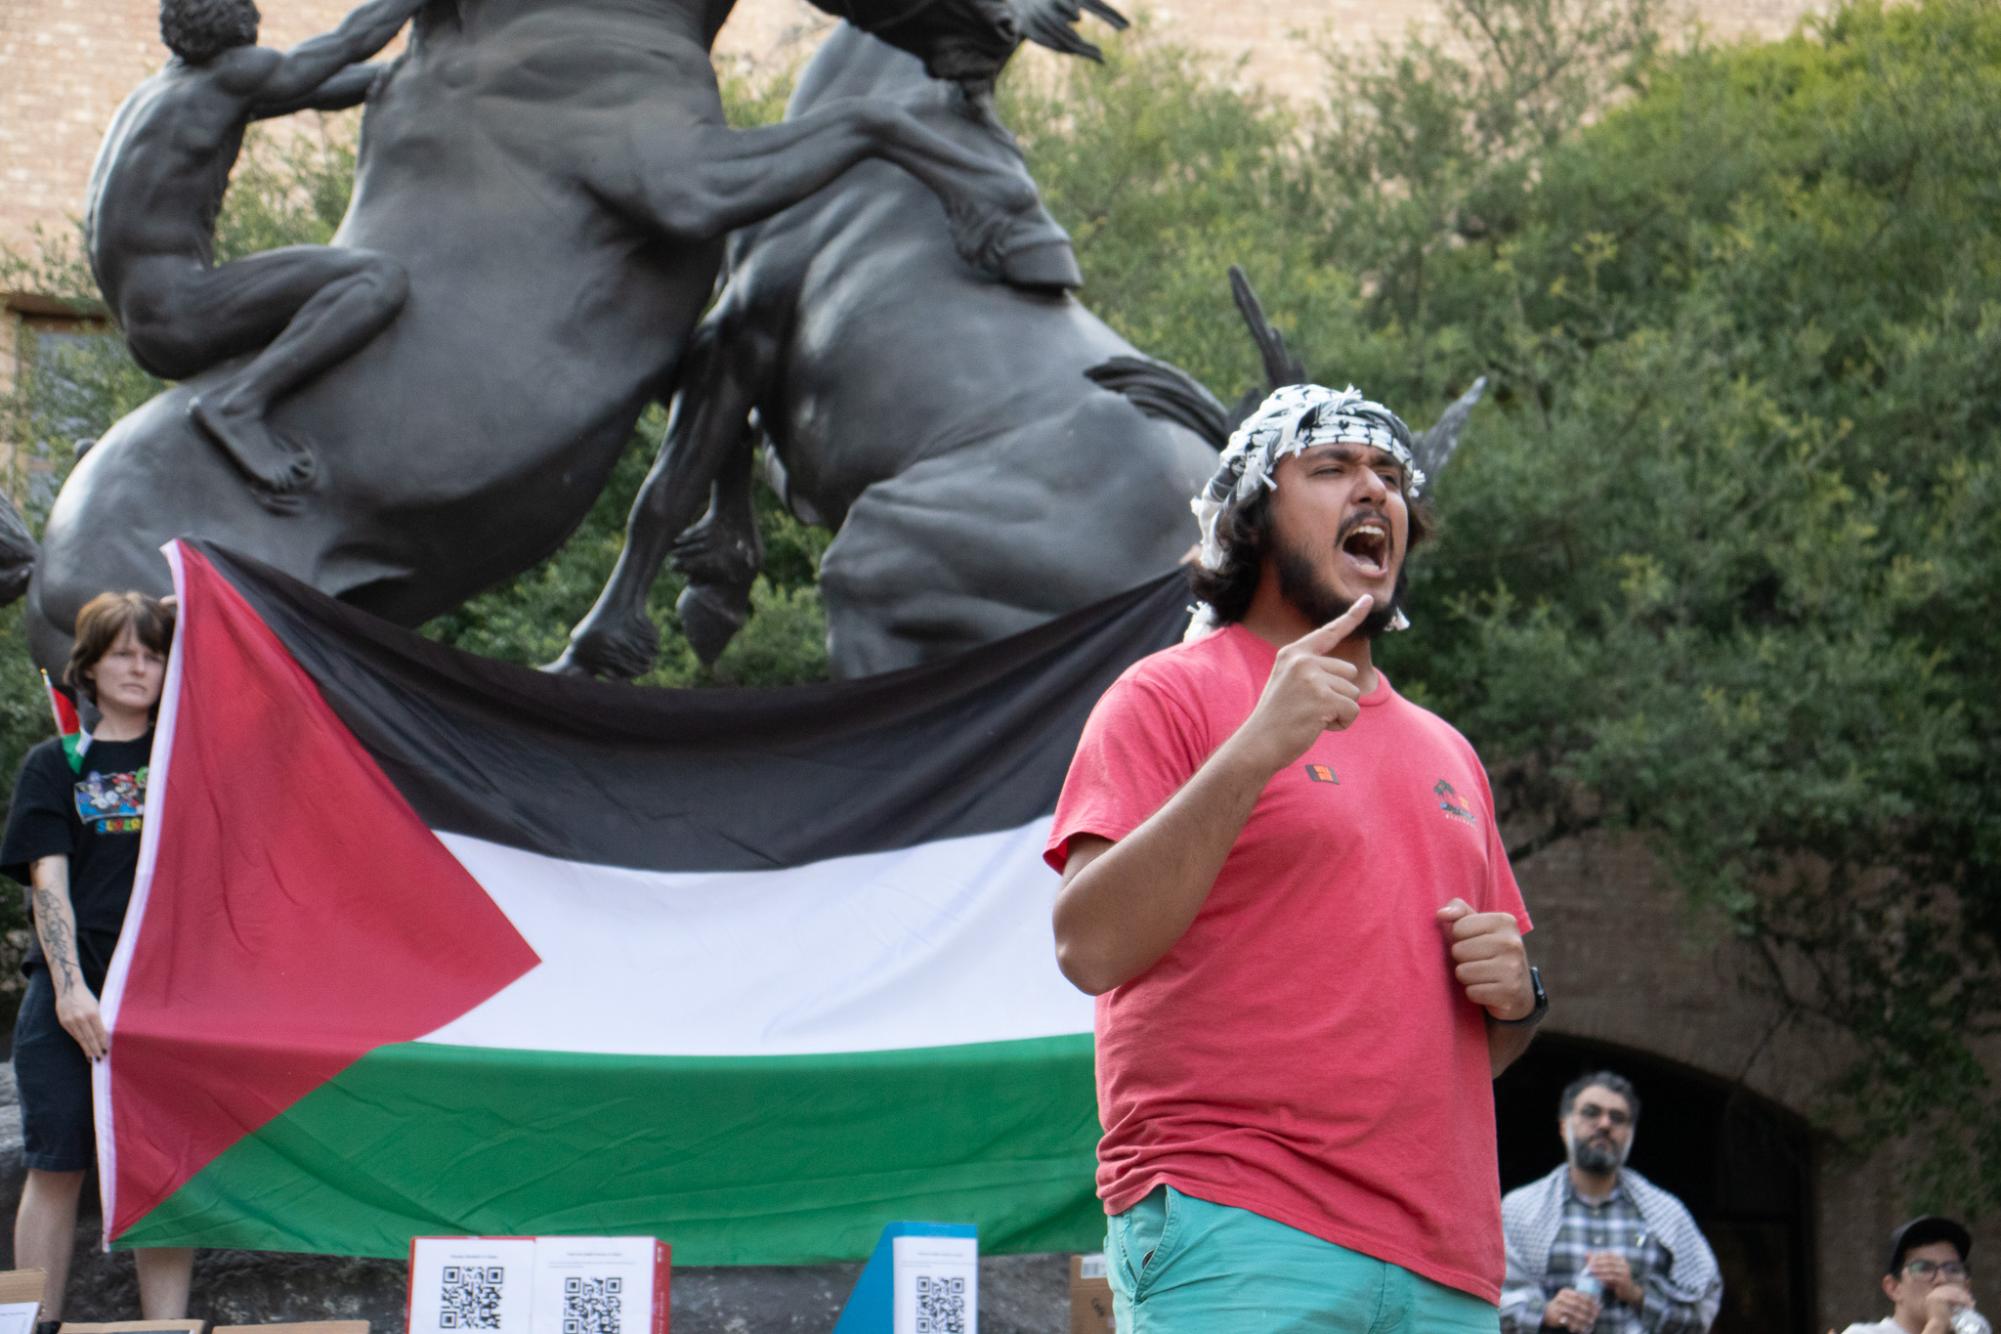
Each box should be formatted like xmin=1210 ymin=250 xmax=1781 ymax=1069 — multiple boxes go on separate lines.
xmin=543 ymin=618 xmax=660 ymax=680
xmin=999 ymin=237 xmax=1082 ymax=292
xmin=540 ymin=649 xmax=591 ymax=677
xmin=677 ymin=583 xmax=749 ymax=667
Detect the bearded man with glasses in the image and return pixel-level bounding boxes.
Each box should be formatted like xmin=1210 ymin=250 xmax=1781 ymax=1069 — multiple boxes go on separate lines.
xmin=1839 ymin=1217 xmax=1984 ymax=1334
xmin=1499 ymin=1071 xmax=1722 ymax=1332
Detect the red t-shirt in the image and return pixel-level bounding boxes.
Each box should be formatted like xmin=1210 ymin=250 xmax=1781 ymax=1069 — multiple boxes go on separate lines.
xmin=1044 ymin=623 xmax=1531 ymax=1302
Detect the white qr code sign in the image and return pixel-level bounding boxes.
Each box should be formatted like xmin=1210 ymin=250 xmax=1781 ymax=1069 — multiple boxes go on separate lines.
xmin=892 ymin=1234 xmax=977 ymax=1334
xmin=409 ymin=1236 xmax=669 ymax=1334
xmin=531 ymin=1236 xmax=670 ymax=1334
xmin=408 ymin=1237 xmax=536 ymax=1334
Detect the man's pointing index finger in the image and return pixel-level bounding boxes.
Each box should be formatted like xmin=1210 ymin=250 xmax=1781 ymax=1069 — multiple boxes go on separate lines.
xmin=1296 ymin=595 xmax=1373 ymax=654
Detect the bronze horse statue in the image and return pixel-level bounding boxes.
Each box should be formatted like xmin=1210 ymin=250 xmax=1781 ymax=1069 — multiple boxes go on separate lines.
xmin=554 ymin=20 xmax=1486 ymax=679
xmin=14 ymin=0 xmax=1087 ymax=673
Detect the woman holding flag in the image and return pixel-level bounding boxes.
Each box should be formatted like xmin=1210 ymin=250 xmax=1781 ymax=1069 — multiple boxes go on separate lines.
xmin=1 ymin=592 xmax=194 ymax=1317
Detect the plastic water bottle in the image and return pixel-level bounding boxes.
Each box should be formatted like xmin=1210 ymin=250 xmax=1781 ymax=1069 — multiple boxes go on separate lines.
xmin=1951 ymin=1308 xmax=1991 ymax=1334
xmin=1574 ymin=1273 xmax=1604 ymax=1300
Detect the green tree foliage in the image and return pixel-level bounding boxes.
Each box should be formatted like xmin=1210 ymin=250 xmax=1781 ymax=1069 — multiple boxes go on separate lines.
xmin=1007 ymin=0 xmax=2001 ymax=1208
xmin=1327 ymin=0 xmax=2001 ymax=1208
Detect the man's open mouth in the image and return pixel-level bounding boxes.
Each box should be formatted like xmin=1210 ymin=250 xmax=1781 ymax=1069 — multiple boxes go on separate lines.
xmin=1341 ymin=519 xmax=1391 ymax=576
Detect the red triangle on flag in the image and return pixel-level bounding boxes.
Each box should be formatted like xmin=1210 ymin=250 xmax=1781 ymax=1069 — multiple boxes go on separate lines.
xmin=107 ymin=546 xmax=541 ymax=1239
xmin=42 ymin=669 xmax=81 ymax=737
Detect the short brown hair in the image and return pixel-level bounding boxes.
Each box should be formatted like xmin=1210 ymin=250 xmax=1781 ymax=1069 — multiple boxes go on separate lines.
xmin=65 ymin=592 xmax=175 ymax=706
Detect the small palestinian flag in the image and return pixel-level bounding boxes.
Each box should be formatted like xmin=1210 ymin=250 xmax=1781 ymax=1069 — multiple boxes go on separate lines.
xmin=98 ymin=541 xmax=1190 ymax=1262
xmin=42 ymin=668 xmax=89 ymax=771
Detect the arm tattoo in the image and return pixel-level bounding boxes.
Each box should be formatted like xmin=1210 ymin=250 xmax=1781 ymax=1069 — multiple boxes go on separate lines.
xmin=32 ymin=888 xmax=82 ymax=995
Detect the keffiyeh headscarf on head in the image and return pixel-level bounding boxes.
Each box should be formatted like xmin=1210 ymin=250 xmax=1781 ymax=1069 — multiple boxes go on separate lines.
xmin=1188 ymin=383 xmax=1422 ymax=639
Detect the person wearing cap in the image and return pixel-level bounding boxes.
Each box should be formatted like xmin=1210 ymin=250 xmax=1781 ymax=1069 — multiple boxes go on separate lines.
xmin=1046 ymin=383 xmax=1543 ymax=1331
xmin=1838 ymin=1217 xmax=1980 ymax=1334
xmin=1499 ymin=1071 xmax=1722 ymax=1332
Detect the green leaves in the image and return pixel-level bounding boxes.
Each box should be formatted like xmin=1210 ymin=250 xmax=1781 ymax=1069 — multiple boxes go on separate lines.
xmin=1354 ymin=0 xmax=2001 ymax=1209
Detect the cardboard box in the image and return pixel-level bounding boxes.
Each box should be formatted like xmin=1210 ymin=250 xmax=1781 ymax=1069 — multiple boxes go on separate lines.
xmin=1070 ymin=1252 xmax=1115 ymax=1334
xmin=408 ymin=1236 xmax=536 ymax=1334
xmin=0 ymin=1271 xmax=40 ymax=1334
xmin=408 ymin=1236 xmax=670 ymax=1334
xmin=215 ymin=1324 xmax=370 ymax=1334
xmin=531 ymin=1237 xmax=669 ymax=1334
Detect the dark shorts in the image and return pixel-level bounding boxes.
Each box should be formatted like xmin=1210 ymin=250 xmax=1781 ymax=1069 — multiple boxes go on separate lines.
xmin=11 ymin=966 xmax=96 ymax=1173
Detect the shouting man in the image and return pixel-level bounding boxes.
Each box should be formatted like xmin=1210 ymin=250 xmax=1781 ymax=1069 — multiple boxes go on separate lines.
xmin=1500 ymin=1071 xmax=1723 ymax=1332
xmin=1046 ymin=382 xmax=1544 ymax=1331
xmin=85 ymin=0 xmax=424 ymax=497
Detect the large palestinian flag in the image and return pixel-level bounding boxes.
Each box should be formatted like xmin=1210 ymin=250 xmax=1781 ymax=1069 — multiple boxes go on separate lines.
xmin=97 ymin=541 xmax=1191 ymax=1262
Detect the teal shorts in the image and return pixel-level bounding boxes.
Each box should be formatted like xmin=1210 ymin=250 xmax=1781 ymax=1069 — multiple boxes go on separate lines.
xmin=1106 ymin=1185 xmax=1499 ymax=1334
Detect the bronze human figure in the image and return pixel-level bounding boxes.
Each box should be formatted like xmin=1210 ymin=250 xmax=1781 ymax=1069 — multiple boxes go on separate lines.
xmin=17 ymin=0 xmax=1080 ymax=675
xmin=88 ymin=0 xmax=423 ymax=499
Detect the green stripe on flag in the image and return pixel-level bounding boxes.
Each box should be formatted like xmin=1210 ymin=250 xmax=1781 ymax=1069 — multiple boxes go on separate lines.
xmin=115 ymin=1034 xmax=1103 ymax=1262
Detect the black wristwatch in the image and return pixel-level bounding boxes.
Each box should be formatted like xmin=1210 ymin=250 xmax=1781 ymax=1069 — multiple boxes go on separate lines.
xmin=1492 ymin=966 xmax=1547 ymax=1027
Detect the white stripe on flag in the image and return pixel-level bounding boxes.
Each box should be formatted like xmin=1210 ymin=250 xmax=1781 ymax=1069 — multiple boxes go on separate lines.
xmin=421 ymin=821 xmax=1090 ymax=1057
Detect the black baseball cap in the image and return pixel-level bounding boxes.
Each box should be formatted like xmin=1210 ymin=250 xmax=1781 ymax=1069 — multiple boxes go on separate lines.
xmin=1886 ymin=1216 xmax=1972 ymax=1276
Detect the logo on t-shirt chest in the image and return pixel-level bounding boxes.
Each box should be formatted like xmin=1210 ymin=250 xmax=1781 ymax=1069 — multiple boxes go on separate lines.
xmin=1299 ymin=766 xmax=1480 ymax=826
xmin=73 ymin=766 xmax=148 ymax=834
xmin=1433 ymin=778 xmax=1477 ymax=826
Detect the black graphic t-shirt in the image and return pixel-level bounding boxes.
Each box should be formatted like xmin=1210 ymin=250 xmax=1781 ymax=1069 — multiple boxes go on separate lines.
xmin=1 ymin=731 xmax=155 ymax=987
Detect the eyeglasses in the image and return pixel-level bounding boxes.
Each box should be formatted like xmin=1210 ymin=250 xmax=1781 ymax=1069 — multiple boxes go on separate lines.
xmin=1904 ymin=1259 xmax=1971 ymax=1281
xmin=1572 ymin=1102 xmax=1632 ymax=1128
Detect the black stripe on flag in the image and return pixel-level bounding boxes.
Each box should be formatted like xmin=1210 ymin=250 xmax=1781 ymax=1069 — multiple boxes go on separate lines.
xmin=192 ymin=543 xmax=1191 ymax=873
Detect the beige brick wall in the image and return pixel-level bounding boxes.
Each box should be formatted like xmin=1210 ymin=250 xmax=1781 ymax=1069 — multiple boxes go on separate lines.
xmin=0 ymin=0 xmax=1830 ymax=261
xmin=0 ymin=0 xmax=394 ymax=262
xmin=706 ymin=0 xmax=1829 ymax=104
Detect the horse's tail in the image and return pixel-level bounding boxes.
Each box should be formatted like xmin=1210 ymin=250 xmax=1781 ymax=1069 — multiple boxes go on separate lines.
xmin=0 ymin=489 xmax=38 ymax=608
xmin=1084 ymin=355 xmax=1233 ymax=450
xmin=1216 ymin=264 xmax=1312 ymax=431
xmin=1413 ymin=376 xmax=1488 ymax=483
xmin=1230 ymin=265 xmax=1306 ymax=392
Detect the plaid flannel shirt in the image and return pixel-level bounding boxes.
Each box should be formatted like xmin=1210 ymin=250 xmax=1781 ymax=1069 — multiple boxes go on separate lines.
xmin=1501 ymin=1166 xmax=1723 ymax=1333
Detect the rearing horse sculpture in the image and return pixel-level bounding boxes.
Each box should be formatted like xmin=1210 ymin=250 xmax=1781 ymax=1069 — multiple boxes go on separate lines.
xmin=553 ymin=20 xmax=1485 ymax=679
xmin=15 ymin=0 xmax=1084 ymax=673
xmin=555 ymin=14 xmax=1221 ymax=679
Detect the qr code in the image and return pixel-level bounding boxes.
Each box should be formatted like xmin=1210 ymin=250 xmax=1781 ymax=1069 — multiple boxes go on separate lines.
xmin=563 ymin=1274 xmax=624 ymax=1334
xmin=439 ymin=1264 xmax=506 ymax=1330
xmin=914 ymin=1274 xmax=967 ymax=1334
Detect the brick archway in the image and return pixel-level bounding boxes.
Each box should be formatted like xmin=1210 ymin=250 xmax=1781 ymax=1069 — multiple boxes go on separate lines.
xmin=1497 ymin=1033 xmax=1817 ymax=1333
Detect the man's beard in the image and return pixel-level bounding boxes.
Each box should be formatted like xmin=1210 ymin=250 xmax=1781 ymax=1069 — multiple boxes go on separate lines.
xmin=1274 ymin=536 xmax=1404 ymax=637
xmin=1567 ymin=1130 xmax=1630 ymax=1175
